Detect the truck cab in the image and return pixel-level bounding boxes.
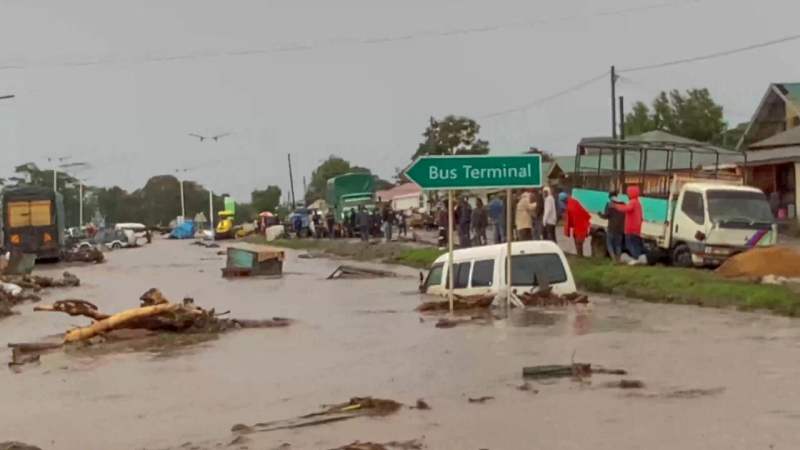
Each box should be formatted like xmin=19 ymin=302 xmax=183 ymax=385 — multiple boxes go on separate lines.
xmin=668 ymin=183 xmax=775 ymax=266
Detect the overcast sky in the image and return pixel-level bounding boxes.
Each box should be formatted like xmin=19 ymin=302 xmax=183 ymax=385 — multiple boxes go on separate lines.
xmin=0 ymin=0 xmax=798 ymax=200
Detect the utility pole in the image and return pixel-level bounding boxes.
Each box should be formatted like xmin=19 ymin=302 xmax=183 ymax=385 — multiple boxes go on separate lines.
xmin=287 ymin=154 xmax=297 ymax=208
xmin=610 ymin=66 xmax=618 ymax=140
xmin=610 ymin=66 xmax=618 ymax=176
xmin=302 ymin=176 xmax=308 ymax=201
xmin=619 ymin=96 xmax=626 ymax=188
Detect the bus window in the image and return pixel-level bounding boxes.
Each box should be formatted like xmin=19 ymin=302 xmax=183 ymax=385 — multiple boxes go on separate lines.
xmin=7 ymin=202 xmax=30 ymax=228
xmin=29 ymin=200 xmax=53 ymax=226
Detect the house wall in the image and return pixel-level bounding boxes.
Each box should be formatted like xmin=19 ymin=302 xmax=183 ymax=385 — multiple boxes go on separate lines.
xmin=795 ymin=163 xmax=800 ymax=222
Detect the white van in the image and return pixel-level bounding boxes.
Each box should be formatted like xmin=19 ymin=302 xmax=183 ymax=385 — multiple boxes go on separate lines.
xmin=420 ymin=241 xmax=577 ymax=297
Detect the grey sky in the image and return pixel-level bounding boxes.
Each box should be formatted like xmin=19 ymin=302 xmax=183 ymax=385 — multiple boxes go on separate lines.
xmin=1 ymin=0 xmax=798 ymax=200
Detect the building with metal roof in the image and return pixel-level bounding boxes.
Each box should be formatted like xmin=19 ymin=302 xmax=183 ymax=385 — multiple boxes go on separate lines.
xmin=739 ymin=82 xmax=800 ymax=221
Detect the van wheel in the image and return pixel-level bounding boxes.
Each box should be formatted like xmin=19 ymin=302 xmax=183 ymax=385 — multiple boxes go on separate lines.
xmin=590 ymin=230 xmax=608 ymax=259
xmin=671 ymin=243 xmax=692 ymax=267
xmin=112 ymin=242 xmax=122 ymax=249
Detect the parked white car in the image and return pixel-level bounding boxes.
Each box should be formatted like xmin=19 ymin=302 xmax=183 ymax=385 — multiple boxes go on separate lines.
xmin=420 ymin=241 xmax=577 ymax=297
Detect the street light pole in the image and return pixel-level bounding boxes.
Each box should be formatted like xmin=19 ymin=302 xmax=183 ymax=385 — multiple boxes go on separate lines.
xmin=79 ymin=181 xmax=83 ymax=226
xmin=180 ymin=178 xmax=186 ymax=220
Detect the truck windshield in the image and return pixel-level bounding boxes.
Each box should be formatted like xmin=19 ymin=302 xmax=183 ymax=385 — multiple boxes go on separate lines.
xmin=707 ymin=190 xmax=774 ymax=227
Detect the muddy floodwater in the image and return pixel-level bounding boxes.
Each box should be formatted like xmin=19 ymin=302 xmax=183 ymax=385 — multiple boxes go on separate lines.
xmin=3 ymin=239 xmax=800 ymax=449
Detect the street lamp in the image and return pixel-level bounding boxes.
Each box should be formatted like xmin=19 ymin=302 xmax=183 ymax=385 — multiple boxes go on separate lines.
xmin=59 ymin=161 xmax=90 ymax=226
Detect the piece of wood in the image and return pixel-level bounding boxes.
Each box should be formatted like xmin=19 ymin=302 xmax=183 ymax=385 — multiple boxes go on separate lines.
xmin=64 ymin=304 xmax=178 ymax=343
xmin=34 ymin=300 xmax=110 ymax=321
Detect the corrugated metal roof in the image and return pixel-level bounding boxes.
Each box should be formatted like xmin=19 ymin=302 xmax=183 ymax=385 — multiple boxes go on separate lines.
xmin=744 ymin=146 xmax=800 ymax=165
xmin=750 ymin=125 xmax=800 ymax=149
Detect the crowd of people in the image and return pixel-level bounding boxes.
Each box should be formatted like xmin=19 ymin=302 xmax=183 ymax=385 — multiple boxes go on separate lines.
xmin=433 ymin=185 xmax=644 ymax=262
xmin=301 ymin=203 xmax=408 ymax=242
xmin=293 ymin=184 xmax=645 ymax=262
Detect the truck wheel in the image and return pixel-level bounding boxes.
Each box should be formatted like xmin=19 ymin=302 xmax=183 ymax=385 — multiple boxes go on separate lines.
xmin=671 ymin=243 xmax=692 ymax=268
xmin=590 ymin=230 xmax=608 ymax=259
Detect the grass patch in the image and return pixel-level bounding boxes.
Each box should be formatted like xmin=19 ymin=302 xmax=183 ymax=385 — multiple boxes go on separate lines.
xmin=569 ymin=257 xmax=800 ymax=316
xmin=254 ymin=236 xmax=800 ymax=316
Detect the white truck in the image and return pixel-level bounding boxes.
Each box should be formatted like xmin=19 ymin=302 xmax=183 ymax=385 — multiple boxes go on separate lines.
xmin=573 ymin=140 xmax=776 ymax=267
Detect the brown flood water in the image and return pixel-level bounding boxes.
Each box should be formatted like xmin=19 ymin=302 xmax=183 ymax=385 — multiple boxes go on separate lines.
xmin=2 ymin=238 xmax=800 ymax=449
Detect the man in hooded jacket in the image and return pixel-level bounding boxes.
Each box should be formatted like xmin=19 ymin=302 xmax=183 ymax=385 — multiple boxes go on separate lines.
xmin=614 ymin=185 xmax=644 ymax=261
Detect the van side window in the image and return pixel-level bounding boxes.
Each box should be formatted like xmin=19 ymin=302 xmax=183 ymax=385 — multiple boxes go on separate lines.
xmin=681 ymin=191 xmax=705 ymax=224
xmin=425 ymin=264 xmax=443 ymax=288
xmin=446 ymin=262 xmax=471 ymax=289
xmin=471 ymin=260 xmax=494 ymax=287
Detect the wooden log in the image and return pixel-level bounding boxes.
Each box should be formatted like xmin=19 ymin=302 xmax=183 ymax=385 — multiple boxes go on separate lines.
xmin=64 ymin=304 xmax=178 ymax=343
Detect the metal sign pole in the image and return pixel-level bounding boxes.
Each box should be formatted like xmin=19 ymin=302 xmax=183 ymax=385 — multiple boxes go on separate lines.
xmin=506 ymin=188 xmax=513 ymax=305
xmin=447 ymin=189 xmax=455 ymax=314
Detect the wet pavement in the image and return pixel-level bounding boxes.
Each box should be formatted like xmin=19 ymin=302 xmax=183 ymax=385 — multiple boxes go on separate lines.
xmin=2 ymin=238 xmax=800 ymax=449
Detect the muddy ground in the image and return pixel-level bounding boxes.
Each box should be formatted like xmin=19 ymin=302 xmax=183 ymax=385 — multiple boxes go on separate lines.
xmin=2 ymin=238 xmax=800 ymax=449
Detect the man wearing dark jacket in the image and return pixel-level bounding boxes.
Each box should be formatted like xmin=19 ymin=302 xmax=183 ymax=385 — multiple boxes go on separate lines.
xmin=602 ymin=190 xmax=625 ymax=261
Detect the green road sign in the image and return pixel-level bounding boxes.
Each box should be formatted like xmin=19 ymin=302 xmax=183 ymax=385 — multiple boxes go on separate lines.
xmin=404 ymin=154 xmax=542 ymax=190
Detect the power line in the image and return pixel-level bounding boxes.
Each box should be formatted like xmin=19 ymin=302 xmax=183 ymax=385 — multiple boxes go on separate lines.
xmin=0 ymin=0 xmax=702 ymax=72
xmin=479 ymin=71 xmax=608 ymax=119
xmin=620 ymin=32 xmax=800 ymax=73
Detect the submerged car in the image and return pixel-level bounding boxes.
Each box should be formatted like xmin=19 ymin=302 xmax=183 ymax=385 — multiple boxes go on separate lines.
xmin=420 ymin=241 xmax=577 ymax=297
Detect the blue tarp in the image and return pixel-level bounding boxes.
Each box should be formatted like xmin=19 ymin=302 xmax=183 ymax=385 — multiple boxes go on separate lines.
xmin=169 ymin=220 xmax=195 ymax=239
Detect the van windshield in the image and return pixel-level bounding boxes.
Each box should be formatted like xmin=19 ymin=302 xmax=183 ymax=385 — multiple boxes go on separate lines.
xmin=707 ymin=190 xmax=774 ymax=228
xmin=511 ymin=253 xmax=567 ymax=286
xmin=424 ymin=263 xmax=444 ymax=289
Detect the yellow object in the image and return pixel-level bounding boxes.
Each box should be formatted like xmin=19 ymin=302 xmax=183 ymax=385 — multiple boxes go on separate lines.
xmin=216 ymin=217 xmax=234 ymax=235
xmin=7 ymin=200 xmax=53 ymax=227
xmin=10 ymin=234 xmax=21 ymax=245
xmin=43 ymin=232 xmax=52 ymax=243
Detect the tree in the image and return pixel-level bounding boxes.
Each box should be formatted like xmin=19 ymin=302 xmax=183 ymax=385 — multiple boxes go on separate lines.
xmin=413 ymin=115 xmax=490 ymax=159
xmin=623 ymin=102 xmax=655 ymax=137
xmin=251 ymin=186 xmax=282 ymax=213
xmin=623 ymin=89 xmax=726 ymax=143
xmin=304 ymin=155 xmax=370 ymax=204
xmin=524 ymin=147 xmax=555 ymax=162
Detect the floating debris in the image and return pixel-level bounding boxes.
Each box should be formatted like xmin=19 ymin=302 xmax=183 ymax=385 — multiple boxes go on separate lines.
xmin=518 ymin=288 xmax=589 ymax=307
xmin=467 ymin=396 xmax=494 ymax=404
xmin=522 ymin=363 xmax=627 ymax=380
xmin=327 ymin=265 xmax=396 ymax=280
xmin=0 ymin=442 xmax=43 ymax=450
xmin=63 ymin=246 xmax=105 ymax=264
xmin=416 ymin=293 xmax=495 ymax=312
xmin=328 ymin=440 xmax=423 ymax=450
xmin=413 ymin=399 xmax=431 ymax=410
xmin=232 ymin=397 xmax=403 ymax=435
xmin=7 ymin=288 xmax=291 ymax=367
xmin=603 ymin=379 xmax=645 ymax=389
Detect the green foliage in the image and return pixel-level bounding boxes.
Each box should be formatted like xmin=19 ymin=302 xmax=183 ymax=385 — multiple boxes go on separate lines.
xmin=624 ymin=89 xmax=727 ymax=143
xmin=251 ymin=185 xmax=282 ymax=213
xmin=413 ymin=115 xmax=490 ymax=159
xmin=304 ymin=155 xmax=371 ymax=204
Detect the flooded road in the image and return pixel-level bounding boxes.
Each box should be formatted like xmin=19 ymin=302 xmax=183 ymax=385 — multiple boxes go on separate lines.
xmin=2 ymin=239 xmax=800 ymax=449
